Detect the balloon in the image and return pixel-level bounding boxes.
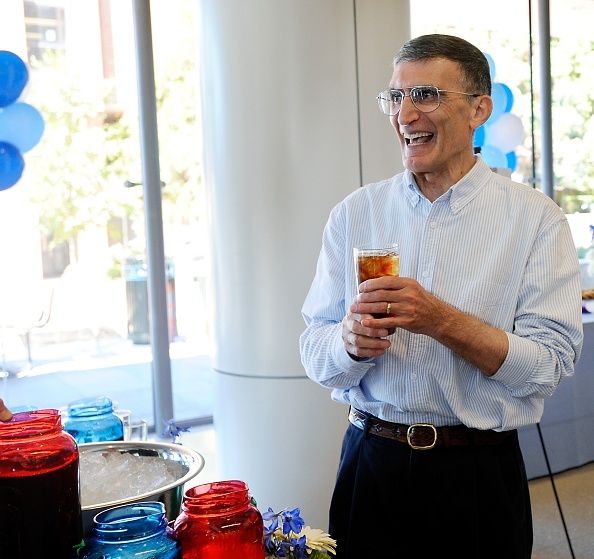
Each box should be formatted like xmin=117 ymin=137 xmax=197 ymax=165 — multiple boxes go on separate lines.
xmin=0 ymin=51 xmax=29 ymax=107
xmin=484 ymin=112 xmax=525 ymax=153
xmin=0 ymin=141 xmax=25 ymax=190
xmin=474 ymin=125 xmax=486 ymax=148
xmin=0 ymin=102 xmax=45 ymax=152
xmin=480 ymin=144 xmax=507 ymax=169
xmin=506 ymin=151 xmax=517 ymax=171
xmin=483 ymin=52 xmax=496 ymax=80
xmin=500 ymin=83 xmax=514 ymax=112
xmin=487 ymin=82 xmax=512 ymax=124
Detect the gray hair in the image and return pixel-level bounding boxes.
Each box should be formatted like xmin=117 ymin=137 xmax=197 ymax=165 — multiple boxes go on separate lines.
xmin=394 ymin=34 xmax=491 ymax=95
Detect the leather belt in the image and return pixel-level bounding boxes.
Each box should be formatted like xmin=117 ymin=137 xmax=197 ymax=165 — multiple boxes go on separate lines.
xmin=348 ymin=408 xmax=513 ymax=450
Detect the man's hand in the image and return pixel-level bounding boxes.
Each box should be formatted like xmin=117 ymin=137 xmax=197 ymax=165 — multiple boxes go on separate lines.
xmin=0 ymin=399 xmax=13 ymax=422
xmin=350 ymin=276 xmax=508 ymax=375
xmin=352 ymin=275 xmax=446 ymax=337
xmin=341 ymin=310 xmax=392 ymax=359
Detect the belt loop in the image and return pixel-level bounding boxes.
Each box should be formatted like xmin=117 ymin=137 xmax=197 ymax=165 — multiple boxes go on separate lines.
xmin=351 ymin=406 xmax=371 ymax=439
xmin=362 ymin=411 xmax=371 ymax=439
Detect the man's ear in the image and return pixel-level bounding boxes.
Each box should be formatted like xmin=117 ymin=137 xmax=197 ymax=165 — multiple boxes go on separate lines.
xmin=471 ymin=95 xmax=493 ymax=130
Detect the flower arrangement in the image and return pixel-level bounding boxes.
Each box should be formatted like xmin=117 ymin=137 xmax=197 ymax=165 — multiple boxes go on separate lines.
xmin=263 ymin=507 xmax=337 ymax=558
xmin=162 ymin=418 xmax=190 ymax=443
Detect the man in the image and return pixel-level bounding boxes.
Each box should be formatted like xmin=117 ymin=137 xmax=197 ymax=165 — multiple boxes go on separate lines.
xmin=299 ymin=34 xmax=583 ymax=558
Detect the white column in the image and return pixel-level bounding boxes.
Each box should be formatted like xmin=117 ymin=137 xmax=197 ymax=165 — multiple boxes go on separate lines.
xmin=198 ymin=0 xmax=409 ymax=530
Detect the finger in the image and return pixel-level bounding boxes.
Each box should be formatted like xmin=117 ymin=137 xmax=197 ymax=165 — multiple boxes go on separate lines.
xmin=349 ymin=313 xmax=392 ymax=338
xmin=351 ymin=300 xmax=395 ymax=317
xmin=0 ymin=399 xmax=13 ymax=422
xmin=344 ymin=330 xmax=391 ymax=355
xmin=358 ymin=276 xmax=404 ymax=292
xmin=346 ymin=342 xmax=390 ymax=359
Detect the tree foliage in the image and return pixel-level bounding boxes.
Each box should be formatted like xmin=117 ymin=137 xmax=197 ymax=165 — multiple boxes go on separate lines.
xmin=23 ymin=46 xmax=203 ymax=255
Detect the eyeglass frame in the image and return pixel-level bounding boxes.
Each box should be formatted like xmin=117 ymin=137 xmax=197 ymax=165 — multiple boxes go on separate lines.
xmin=376 ymin=86 xmax=482 ymax=116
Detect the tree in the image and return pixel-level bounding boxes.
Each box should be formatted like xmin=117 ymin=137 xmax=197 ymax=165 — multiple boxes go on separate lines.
xmin=23 ymin=46 xmax=204 ymax=273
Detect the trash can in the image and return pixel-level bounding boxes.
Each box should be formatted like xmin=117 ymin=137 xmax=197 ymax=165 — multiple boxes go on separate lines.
xmin=125 ymin=258 xmax=177 ymax=344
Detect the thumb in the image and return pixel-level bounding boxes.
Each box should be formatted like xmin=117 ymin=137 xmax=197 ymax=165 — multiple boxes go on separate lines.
xmin=0 ymin=398 xmax=13 ymax=421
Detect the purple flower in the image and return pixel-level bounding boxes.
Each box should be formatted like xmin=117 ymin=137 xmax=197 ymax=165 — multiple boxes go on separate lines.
xmin=263 ymin=507 xmax=279 ymax=535
xmin=276 ymin=540 xmax=291 ymax=557
xmin=280 ymin=508 xmax=304 ymax=535
xmin=162 ymin=418 xmax=190 ymax=441
xmin=262 ymin=506 xmax=278 ymax=522
xmin=290 ymin=535 xmax=308 ymax=559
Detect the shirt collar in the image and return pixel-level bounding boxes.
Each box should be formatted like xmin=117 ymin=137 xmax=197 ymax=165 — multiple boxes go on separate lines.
xmin=402 ymin=157 xmax=492 ymax=213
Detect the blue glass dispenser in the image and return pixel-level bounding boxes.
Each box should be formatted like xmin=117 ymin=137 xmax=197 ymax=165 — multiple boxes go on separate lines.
xmin=81 ymin=502 xmax=180 ymax=559
xmin=63 ymin=396 xmax=124 ymax=443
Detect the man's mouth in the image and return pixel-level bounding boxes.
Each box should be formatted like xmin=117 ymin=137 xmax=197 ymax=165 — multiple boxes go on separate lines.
xmin=403 ymin=131 xmax=434 ymax=146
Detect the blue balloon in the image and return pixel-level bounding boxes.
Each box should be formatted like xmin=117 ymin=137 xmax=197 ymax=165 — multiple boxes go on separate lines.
xmin=487 ymin=82 xmax=508 ymax=124
xmin=500 ymin=83 xmax=514 ymax=112
xmin=506 ymin=150 xmax=517 ymax=171
xmin=0 ymin=51 xmax=29 ymax=107
xmin=480 ymin=144 xmax=507 ymax=169
xmin=474 ymin=125 xmax=486 ymax=148
xmin=0 ymin=141 xmax=25 ymax=190
xmin=483 ymin=52 xmax=496 ymax=80
xmin=0 ymin=102 xmax=45 ymax=152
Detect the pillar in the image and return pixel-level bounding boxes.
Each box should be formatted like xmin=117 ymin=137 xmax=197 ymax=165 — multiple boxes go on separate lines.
xmin=198 ymin=0 xmax=410 ymax=529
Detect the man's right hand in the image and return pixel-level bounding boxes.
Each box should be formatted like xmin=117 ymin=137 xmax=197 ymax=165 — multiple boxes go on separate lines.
xmin=341 ymin=311 xmax=392 ymax=359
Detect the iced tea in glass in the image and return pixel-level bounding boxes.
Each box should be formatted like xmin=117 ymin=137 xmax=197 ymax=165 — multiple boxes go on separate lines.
xmin=354 ymin=244 xmax=399 ymax=318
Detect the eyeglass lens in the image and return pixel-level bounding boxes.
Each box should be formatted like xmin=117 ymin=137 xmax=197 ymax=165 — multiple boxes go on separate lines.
xmin=378 ymin=86 xmax=440 ymax=115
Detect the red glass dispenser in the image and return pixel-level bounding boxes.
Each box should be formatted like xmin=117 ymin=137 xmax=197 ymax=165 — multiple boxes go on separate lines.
xmin=0 ymin=409 xmax=83 ymax=558
xmin=173 ymin=479 xmax=264 ymax=559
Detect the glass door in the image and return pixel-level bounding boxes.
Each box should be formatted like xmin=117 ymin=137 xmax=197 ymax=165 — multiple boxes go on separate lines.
xmin=0 ymin=0 xmax=212 ymax=431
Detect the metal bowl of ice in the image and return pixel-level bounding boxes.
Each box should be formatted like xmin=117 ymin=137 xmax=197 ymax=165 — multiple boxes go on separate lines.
xmin=78 ymin=441 xmax=205 ymax=536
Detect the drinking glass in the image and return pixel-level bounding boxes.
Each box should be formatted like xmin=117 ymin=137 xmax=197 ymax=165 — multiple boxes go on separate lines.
xmin=353 ymin=243 xmax=399 ymax=318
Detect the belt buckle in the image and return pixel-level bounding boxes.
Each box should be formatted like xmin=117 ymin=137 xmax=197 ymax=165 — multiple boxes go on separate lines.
xmin=406 ymin=423 xmax=437 ymax=450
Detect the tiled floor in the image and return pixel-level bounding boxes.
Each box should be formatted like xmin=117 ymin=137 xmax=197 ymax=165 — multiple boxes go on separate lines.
xmin=179 ymin=424 xmax=594 ymax=558
xmin=530 ymin=463 xmax=594 ymax=558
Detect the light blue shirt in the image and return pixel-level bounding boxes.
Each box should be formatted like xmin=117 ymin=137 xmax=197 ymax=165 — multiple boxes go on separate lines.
xmin=300 ymin=157 xmax=584 ymax=431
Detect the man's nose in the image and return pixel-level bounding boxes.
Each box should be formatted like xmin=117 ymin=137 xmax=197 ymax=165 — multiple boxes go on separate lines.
xmin=397 ymin=95 xmax=419 ymax=125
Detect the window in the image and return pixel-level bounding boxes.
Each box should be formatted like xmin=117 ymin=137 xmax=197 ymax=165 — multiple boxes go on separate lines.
xmin=24 ymin=0 xmax=66 ymax=64
xmin=411 ymin=0 xmax=594 ymax=260
xmin=0 ymin=0 xmax=211 ymax=429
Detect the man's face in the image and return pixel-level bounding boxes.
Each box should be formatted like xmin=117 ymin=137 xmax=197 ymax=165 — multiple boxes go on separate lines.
xmin=389 ymin=58 xmax=480 ymax=181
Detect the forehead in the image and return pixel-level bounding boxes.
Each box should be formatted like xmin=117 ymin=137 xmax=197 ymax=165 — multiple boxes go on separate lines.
xmin=389 ymin=58 xmax=463 ymax=89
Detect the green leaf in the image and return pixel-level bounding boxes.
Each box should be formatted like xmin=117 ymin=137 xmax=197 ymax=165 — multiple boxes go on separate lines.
xmin=72 ymin=539 xmax=86 ymax=557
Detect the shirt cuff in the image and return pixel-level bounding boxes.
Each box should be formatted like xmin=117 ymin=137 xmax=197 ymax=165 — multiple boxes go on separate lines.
xmin=331 ymin=329 xmax=375 ymax=378
xmin=490 ymin=332 xmax=539 ymax=389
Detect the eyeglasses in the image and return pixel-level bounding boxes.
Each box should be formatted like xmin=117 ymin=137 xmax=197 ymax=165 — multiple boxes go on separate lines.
xmin=376 ymin=86 xmax=481 ymax=116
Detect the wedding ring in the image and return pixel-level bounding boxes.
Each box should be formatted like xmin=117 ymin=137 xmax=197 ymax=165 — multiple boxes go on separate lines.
xmin=386 ymin=302 xmax=392 ymax=315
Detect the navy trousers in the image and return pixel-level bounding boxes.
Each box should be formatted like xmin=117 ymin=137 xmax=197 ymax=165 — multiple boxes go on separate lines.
xmin=329 ymin=421 xmax=533 ymax=559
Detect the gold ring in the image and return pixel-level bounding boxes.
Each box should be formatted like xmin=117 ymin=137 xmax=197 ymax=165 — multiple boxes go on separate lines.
xmin=386 ymin=302 xmax=392 ymax=315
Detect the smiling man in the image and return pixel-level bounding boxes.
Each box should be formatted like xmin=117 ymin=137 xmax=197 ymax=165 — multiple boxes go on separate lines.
xmin=300 ymin=34 xmax=583 ymax=559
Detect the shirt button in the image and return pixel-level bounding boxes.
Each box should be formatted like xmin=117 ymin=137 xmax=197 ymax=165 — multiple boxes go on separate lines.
xmin=430 ymin=221 xmax=437 ymax=228
xmin=422 ymin=271 xmax=429 ymax=278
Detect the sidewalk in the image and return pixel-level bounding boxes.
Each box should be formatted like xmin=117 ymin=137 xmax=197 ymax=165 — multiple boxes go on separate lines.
xmin=0 ymin=333 xmax=214 ymax=427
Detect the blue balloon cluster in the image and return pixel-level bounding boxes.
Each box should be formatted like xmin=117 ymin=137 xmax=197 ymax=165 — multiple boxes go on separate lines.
xmin=474 ymin=53 xmax=525 ymax=172
xmin=0 ymin=50 xmax=45 ymax=191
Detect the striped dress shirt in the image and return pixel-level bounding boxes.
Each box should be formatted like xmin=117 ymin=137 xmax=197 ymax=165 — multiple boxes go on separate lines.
xmin=300 ymin=157 xmax=584 ymax=431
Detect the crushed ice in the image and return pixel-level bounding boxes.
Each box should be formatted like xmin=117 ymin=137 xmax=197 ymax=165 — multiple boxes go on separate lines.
xmin=79 ymin=450 xmax=187 ymax=507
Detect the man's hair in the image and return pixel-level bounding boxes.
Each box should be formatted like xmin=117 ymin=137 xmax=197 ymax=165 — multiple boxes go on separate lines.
xmin=394 ymin=34 xmax=491 ymax=95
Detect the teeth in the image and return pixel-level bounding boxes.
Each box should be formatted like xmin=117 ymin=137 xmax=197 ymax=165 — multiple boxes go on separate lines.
xmin=402 ymin=131 xmax=433 ymax=146
xmin=403 ymin=132 xmax=432 ymax=140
